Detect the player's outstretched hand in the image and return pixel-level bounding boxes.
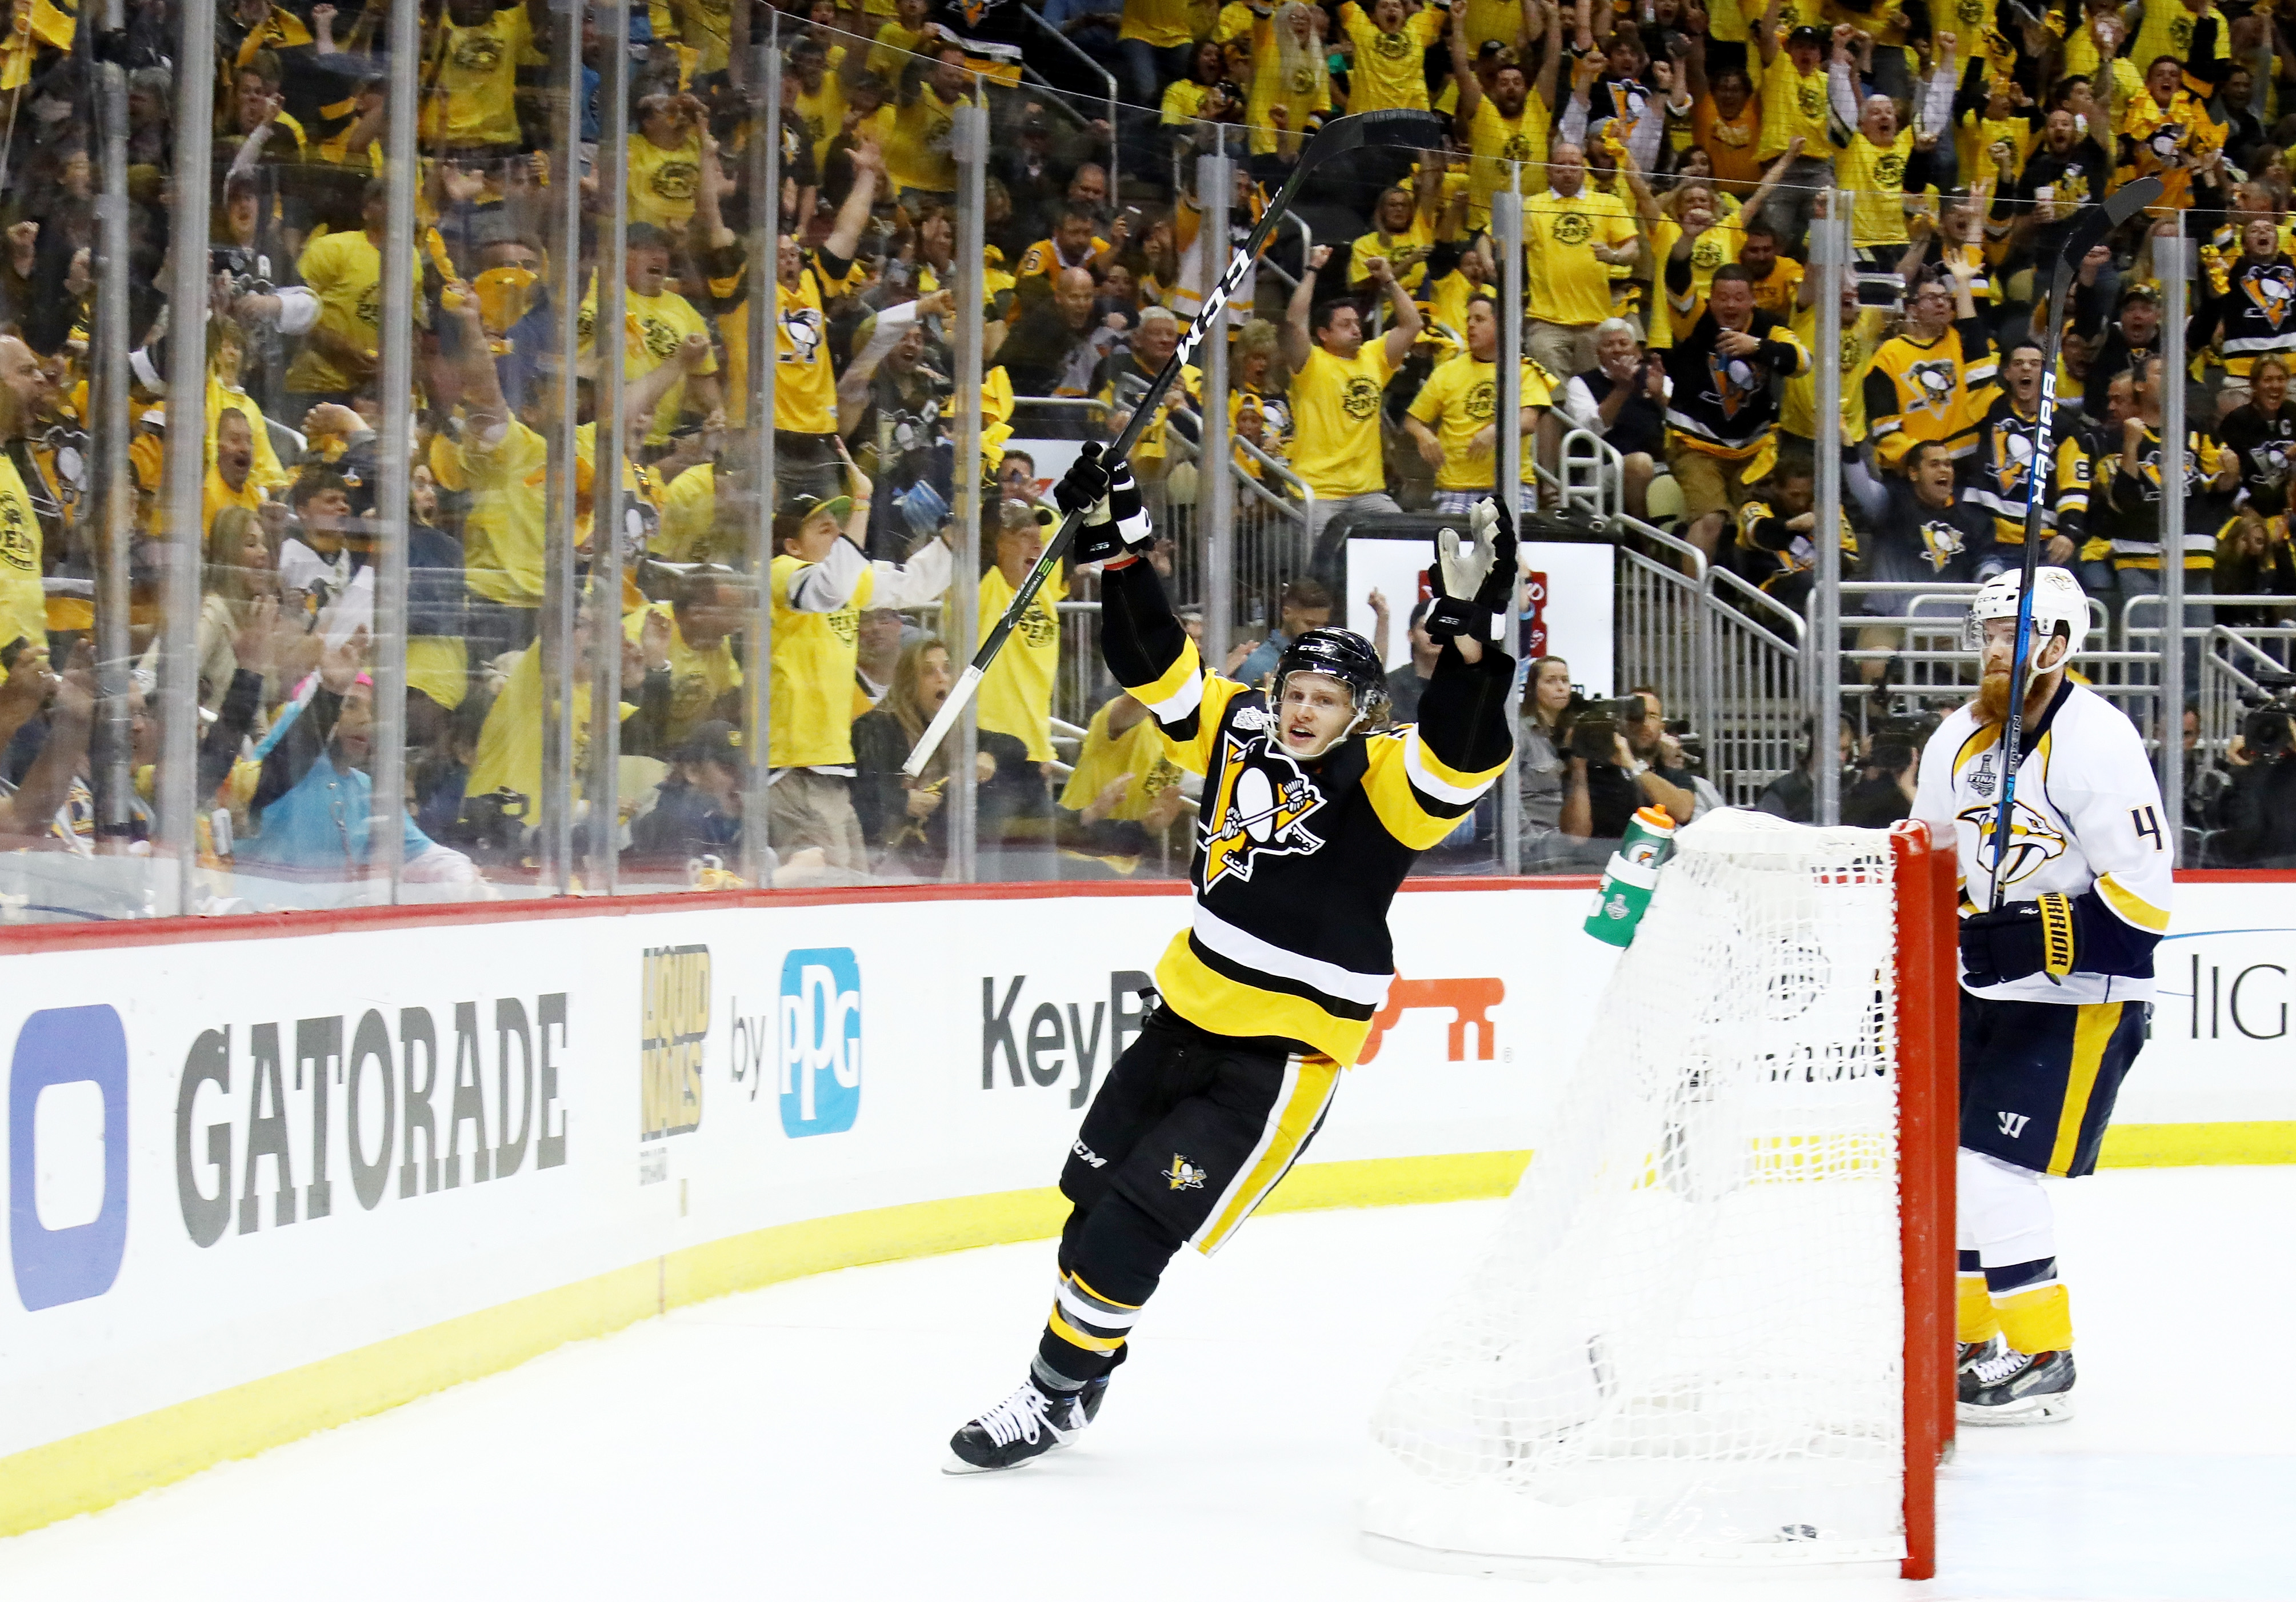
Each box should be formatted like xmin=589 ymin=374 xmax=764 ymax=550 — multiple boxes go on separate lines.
xmin=1054 ymin=443 xmax=1110 ymax=518
xmin=1959 ymin=894 xmax=2074 ymax=988
xmin=1424 ymin=497 xmax=1515 ymax=644
xmin=1062 ymin=446 xmax=1154 ymax=567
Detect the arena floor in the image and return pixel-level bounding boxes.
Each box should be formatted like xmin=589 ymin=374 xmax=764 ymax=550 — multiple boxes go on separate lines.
xmin=2 ymin=1168 xmax=2288 ymax=1601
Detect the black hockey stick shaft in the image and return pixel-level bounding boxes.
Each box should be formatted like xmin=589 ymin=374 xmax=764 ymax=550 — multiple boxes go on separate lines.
xmin=1987 ymin=178 xmax=2159 ymax=909
xmin=901 ymin=111 xmax=1446 ymax=780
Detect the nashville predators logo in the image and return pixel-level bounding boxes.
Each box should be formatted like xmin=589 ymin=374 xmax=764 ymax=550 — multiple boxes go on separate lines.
xmin=1905 ymin=357 xmax=1959 ymax=416
xmin=1917 ymin=518 xmax=1966 ymax=572
xmin=650 ymin=159 xmax=701 ymax=201
xmin=1341 ymin=375 xmax=1381 ymax=419
xmin=1164 ymin=1155 xmax=1208 ymax=1191
xmin=1959 ymin=796 xmax=2069 ymax=888
xmin=2242 ymin=265 xmax=2296 ymax=330
xmin=1200 ymin=733 xmax=1327 ymax=892
xmin=1550 ymin=211 xmax=1593 ymax=246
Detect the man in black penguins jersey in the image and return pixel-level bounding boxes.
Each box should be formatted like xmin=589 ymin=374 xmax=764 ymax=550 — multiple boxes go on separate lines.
xmin=945 ymin=447 xmax=1518 ymax=1473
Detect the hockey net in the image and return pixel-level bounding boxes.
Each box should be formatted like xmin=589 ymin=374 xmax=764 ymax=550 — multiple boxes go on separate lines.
xmin=1365 ymin=811 xmax=1956 ymax=1577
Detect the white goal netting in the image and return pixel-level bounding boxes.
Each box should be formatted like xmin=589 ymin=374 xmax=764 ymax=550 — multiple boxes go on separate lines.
xmin=1365 ymin=810 xmax=1909 ymax=1573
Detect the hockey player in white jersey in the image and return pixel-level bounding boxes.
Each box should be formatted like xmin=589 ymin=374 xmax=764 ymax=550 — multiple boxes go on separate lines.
xmin=1913 ymin=567 xmax=2173 ymax=1424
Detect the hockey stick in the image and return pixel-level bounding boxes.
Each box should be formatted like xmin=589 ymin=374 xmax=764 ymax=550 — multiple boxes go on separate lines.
xmin=901 ymin=109 xmax=1449 ymax=780
xmin=1986 ymin=176 xmax=2161 ymax=909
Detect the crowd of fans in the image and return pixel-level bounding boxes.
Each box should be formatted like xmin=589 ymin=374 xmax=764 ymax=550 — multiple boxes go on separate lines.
xmin=9 ymin=0 xmax=2296 ymax=903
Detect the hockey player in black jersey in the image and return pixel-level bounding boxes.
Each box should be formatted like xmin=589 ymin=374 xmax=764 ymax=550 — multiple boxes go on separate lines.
xmin=945 ymin=449 xmax=1517 ymax=1473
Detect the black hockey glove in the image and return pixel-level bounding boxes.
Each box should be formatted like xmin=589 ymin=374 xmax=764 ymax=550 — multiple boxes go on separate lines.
xmin=1959 ymin=894 xmax=2077 ymax=988
xmin=1423 ymin=496 xmax=1519 ymax=643
xmin=1054 ymin=444 xmax=1154 ymax=566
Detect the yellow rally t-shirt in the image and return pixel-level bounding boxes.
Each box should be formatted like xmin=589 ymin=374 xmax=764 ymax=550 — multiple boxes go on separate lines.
xmin=1781 ymin=304 xmax=1888 ymax=444
xmin=1406 ymin=355 xmax=1554 ymax=490
xmin=1289 ymin=340 xmax=1396 ymax=498
xmin=578 ymin=281 xmax=719 ymax=446
xmin=624 ymin=600 xmax=741 ymax=747
xmin=975 ymin=559 xmax=1064 ymax=762
xmin=0 ymin=450 xmax=42 ymax=647
xmin=1525 ymin=188 xmax=1637 ymax=327
xmin=1838 ymin=128 xmax=1914 ymax=249
xmin=1463 ymin=95 xmax=1550 ymax=231
xmin=770 ymin=553 xmax=874 ymax=769
xmin=283 ymin=230 xmax=393 ymax=394
xmin=1757 ymin=53 xmax=1830 ymax=161
xmin=459 ymin=417 xmax=550 ymax=607
xmin=431 ymin=3 xmax=533 ymax=149
xmin=885 ymin=88 xmax=966 ymax=195
xmin=1339 ymin=0 xmax=1445 ymax=113
xmin=626 ymin=130 xmax=705 ymax=233
xmin=1058 ymin=698 xmax=1185 ymax=820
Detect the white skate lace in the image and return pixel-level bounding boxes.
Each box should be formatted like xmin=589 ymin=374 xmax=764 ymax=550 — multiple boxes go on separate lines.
xmin=1971 ymin=1347 xmax=2035 ymax=1387
xmin=974 ymin=1383 xmax=1059 ymax=1448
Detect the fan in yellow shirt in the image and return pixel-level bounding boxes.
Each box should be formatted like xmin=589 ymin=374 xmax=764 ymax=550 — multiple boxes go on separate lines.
xmin=627 ymin=94 xmax=707 ymax=234
xmin=1522 ymin=145 xmax=1641 ymax=381
xmin=284 ymin=183 xmax=427 ymax=402
xmin=883 ymin=43 xmax=974 ymax=200
xmin=974 ymin=500 xmax=1064 ymax=764
xmin=426 ymin=0 xmax=535 ymax=151
xmin=1281 ymin=245 xmax=1424 ymax=532
xmin=1403 ymin=294 xmax=1555 ymax=514
xmin=578 ymin=225 xmax=723 ymax=448
xmin=1447 ymin=0 xmax=1557 ymax=231
xmin=1242 ymin=1 xmax=1333 ymax=159
xmin=1339 ymin=0 xmax=1447 ymax=112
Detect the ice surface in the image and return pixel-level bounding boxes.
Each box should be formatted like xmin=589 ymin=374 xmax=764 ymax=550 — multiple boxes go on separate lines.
xmin=0 ymin=1168 xmax=2288 ymax=1600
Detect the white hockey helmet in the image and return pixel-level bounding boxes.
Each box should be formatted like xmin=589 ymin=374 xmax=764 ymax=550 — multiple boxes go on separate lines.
xmin=1963 ymin=565 xmax=2088 ymax=668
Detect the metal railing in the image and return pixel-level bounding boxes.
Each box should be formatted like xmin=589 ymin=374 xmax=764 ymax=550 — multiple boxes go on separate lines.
xmin=1020 ymin=7 xmax=1119 ymax=204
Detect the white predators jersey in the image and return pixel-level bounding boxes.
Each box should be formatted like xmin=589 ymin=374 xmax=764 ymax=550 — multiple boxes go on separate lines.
xmin=1911 ymin=682 xmax=2173 ymax=1004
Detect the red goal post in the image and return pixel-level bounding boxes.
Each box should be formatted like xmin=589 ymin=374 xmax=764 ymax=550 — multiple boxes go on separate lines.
xmin=1891 ymin=819 xmax=1960 ymax=1582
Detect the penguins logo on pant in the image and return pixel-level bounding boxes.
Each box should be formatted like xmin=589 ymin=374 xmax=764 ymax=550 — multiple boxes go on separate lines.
xmin=1165 ymin=1155 xmax=1208 ymax=1191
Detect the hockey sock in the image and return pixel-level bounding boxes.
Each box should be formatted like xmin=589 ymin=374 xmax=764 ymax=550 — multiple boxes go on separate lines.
xmin=1959 ymin=1147 xmax=2072 ymax=1352
xmin=1987 ymin=1259 xmax=2074 ymax=1353
xmin=1034 ymin=1192 xmax=1180 ymax=1388
xmin=1958 ymin=1252 xmax=2001 ymax=1344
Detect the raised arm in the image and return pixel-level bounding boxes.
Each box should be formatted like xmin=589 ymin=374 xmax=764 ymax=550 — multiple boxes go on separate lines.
xmin=1283 ymin=244 xmax=1329 ymax=371
xmin=1450 ymin=5 xmax=1484 ymax=135
xmin=1755 ymin=0 xmax=1786 ymax=66
xmin=1372 ymin=254 xmax=1424 ymax=367
xmin=1534 ymin=0 xmax=1564 ymax=111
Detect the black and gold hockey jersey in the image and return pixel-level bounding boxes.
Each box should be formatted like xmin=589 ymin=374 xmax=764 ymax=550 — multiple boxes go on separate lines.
xmin=2097 ymin=424 xmax=2233 ymax=570
xmin=1098 ymin=559 xmax=1514 ymax=1066
xmin=1658 ymin=270 xmax=1810 ymax=460
xmin=1735 ymin=494 xmax=1857 ymax=608
xmin=1966 ymin=390 xmax=2091 ymax=549
xmin=2187 ymin=254 xmax=2296 ymax=379
xmin=1864 ymin=318 xmax=1998 ymax=469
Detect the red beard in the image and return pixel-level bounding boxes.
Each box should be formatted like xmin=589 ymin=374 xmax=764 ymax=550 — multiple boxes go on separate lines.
xmin=1974 ymin=670 xmax=2057 ymax=727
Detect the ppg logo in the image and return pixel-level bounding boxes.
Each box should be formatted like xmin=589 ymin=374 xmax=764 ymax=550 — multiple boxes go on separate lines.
xmin=10 ymin=1006 xmax=130 ymax=1311
xmin=779 ymin=949 xmax=861 ymax=1138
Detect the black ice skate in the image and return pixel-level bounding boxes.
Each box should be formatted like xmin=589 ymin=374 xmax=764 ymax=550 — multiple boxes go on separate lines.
xmin=945 ymin=1377 xmax=1092 ymax=1473
xmin=1957 ymin=1347 xmax=2075 ymax=1425
xmin=1958 ymin=1335 xmax=2003 ymax=1374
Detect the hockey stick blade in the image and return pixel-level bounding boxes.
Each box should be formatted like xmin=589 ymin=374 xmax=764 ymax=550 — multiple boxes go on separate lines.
xmin=2060 ymin=175 xmax=2162 ymax=267
xmin=1293 ymin=109 xmax=1449 ymax=173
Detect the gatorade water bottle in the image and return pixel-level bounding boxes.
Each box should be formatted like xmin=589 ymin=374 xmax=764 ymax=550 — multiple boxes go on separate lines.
xmin=1582 ymin=807 xmax=1678 ymax=948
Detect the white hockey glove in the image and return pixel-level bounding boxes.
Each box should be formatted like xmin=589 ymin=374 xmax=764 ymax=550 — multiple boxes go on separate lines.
xmin=1425 ymin=498 xmax=1516 ymax=643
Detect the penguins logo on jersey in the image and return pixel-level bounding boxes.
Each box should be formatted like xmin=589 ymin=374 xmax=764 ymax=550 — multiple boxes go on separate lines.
xmin=1906 ymin=358 xmax=1959 ymax=416
xmin=1706 ymin=349 xmax=1761 ymax=420
xmin=780 ymin=305 xmax=824 ymax=364
xmin=1200 ymin=731 xmax=1327 ymax=891
xmin=1918 ymin=518 xmax=1967 ymax=572
xmin=2242 ymin=265 xmax=2296 ymax=329
xmin=1958 ymin=796 xmax=2069 ymax=887
xmin=1993 ymin=423 xmax=2035 ymax=495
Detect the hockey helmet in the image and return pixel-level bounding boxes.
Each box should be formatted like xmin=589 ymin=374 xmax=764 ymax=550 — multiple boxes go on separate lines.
xmin=1963 ymin=566 xmax=2088 ymax=667
xmin=1272 ymin=627 xmax=1389 ymax=745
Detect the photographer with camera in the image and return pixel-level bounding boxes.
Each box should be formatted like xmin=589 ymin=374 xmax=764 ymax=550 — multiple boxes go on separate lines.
xmin=1755 ymin=714 xmax=1857 ymax=822
xmin=2214 ymin=674 xmax=2296 ymax=867
xmin=1561 ymin=685 xmax=1697 ymax=839
xmin=1842 ymin=710 xmax=1938 ymax=828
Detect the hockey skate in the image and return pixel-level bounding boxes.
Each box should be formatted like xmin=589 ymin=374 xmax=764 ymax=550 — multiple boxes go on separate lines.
xmin=945 ymin=1377 xmax=1094 ymax=1473
xmin=1958 ymin=1335 xmax=2003 ymax=1374
xmin=1957 ymin=1347 xmax=2075 ymax=1425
